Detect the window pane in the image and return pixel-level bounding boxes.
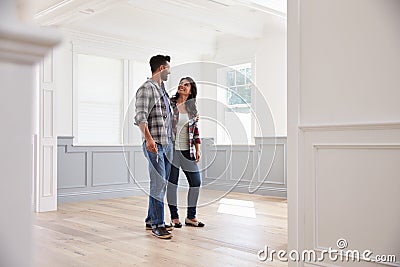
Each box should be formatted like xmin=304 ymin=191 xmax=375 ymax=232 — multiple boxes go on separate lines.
xmin=228 ymin=86 xmax=251 ymax=105
xmin=237 ymin=85 xmax=251 ymax=104
xmin=228 ymin=86 xmax=242 ymax=105
xmin=246 ymin=67 xmax=252 ymax=83
xmin=236 ymin=68 xmax=246 ymax=85
xmin=226 ymin=64 xmax=252 ymax=106
xmin=227 ymin=70 xmax=235 ymax=87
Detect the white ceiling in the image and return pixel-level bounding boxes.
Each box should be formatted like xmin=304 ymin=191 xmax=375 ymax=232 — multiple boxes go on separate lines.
xmin=33 ymin=0 xmax=286 ymax=55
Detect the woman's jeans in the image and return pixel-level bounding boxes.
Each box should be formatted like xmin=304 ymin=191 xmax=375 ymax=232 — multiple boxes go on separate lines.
xmin=142 ymin=139 xmax=173 ymax=228
xmin=167 ymin=149 xmax=201 ymax=220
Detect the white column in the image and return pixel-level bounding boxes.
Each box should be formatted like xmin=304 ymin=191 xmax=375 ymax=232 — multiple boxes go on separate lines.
xmin=0 ymin=0 xmax=60 ymax=266
xmin=288 ymin=0 xmax=400 ymax=266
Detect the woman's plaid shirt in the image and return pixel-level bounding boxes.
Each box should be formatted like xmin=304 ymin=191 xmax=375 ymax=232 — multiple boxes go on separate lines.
xmin=170 ymin=97 xmax=201 ymax=158
xmin=134 ymin=79 xmax=172 ymax=145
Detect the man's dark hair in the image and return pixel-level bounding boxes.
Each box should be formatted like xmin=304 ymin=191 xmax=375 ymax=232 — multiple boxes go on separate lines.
xmin=149 ymin=55 xmax=170 ymax=73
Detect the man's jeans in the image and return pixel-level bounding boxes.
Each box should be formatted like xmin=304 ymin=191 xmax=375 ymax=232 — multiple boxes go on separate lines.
xmin=143 ymin=139 xmax=173 ymax=228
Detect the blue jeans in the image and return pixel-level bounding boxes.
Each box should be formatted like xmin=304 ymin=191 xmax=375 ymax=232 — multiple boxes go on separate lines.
xmin=143 ymin=139 xmax=173 ymax=228
xmin=167 ymin=149 xmax=201 ymax=220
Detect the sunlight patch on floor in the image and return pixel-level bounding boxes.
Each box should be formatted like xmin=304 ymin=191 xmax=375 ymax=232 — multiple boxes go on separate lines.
xmin=217 ymin=198 xmax=256 ymax=218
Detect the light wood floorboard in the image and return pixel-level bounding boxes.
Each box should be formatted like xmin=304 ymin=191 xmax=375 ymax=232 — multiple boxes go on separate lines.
xmin=33 ymin=190 xmax=287 ymax=267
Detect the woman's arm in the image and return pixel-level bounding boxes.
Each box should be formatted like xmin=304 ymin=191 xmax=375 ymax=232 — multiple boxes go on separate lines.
xmin=193 ymin=121 xmax=201 ymax=162
xmin=195 ymin=143 xmax=200 ymax=162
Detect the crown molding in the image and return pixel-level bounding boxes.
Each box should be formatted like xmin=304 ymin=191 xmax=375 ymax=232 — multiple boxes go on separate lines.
xmin=34 ymin=0 xmax=120 ymax=26
xmin=60 ymin=28 xmax=214 ymax=58
xmin=34 ymin=0 xmax=75 ymax=19
xmin=63 ymin=28 xmax=169 ymax=57
xmin=0 ymin=22 xmax=61 ymax=64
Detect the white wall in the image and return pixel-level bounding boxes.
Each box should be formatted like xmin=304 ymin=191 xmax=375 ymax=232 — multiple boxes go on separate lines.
xmin=288 ymin=0 xmax=400 ymax=266
xmin=300 ymin=0 xmax=400 ymax=125
xmin=54 ymin=29 xmax=203 ymax=140
xmin=256 ymin=21 xmax=287 ymax=137
xmin=54 ymin=39 xmax=73 ymax=136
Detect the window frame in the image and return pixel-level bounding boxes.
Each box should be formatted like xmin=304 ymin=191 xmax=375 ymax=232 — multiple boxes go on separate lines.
xmin=226 ymin=63 xmax=252 ymax=108
xmin=216 ymin=61 xmax=256 ymax=145
xmin=72 ymin=49 xmax=130 ymax=146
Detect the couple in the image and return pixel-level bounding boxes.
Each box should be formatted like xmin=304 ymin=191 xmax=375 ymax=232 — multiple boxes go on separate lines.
xmin=134 ymin=55 xmax=204 ymax=239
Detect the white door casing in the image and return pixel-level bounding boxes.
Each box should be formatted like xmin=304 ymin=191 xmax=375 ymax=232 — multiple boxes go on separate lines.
xmin=35 ymin=51 xmax=58 ymax=212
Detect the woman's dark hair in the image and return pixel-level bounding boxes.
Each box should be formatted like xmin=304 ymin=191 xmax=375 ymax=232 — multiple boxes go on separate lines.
xmin=173 ymin=77 xmax=198 ymax=116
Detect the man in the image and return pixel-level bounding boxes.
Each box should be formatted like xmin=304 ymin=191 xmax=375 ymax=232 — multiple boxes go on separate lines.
xmin=134 ymin=55 xmax=173 ymax=239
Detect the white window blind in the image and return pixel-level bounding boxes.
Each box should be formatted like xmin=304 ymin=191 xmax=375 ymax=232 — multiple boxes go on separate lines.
xmin=77 ymin=54 xmax=123 ymax=145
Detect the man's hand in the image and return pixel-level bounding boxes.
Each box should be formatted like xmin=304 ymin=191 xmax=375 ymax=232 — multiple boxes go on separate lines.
xmin=139 ymin=122 xmax=158 ymax=154
xmin=146 ymin=138 xmax=158 ymax=154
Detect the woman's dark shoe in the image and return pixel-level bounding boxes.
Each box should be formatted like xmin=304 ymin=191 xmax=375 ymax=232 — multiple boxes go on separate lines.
xmin=171 ymin=221 xmax=182 ymax=228
xmin=170 ymin=218 xmax=182 ymax=228
xmin=185 ymin=217 xmax=205 ymax=227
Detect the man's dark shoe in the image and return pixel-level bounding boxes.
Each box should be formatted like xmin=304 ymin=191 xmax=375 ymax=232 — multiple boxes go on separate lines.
xmin=151 ymin=227 xmax=172 ymax=239
xmin=146 ymin=223 xmax=173 ymax=231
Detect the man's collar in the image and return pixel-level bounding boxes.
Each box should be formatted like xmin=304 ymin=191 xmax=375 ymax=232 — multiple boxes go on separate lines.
xmin=148 ymin=78 xmax=160 ymax=88
xmin=148 ymin=78 xmax=169 ymax=98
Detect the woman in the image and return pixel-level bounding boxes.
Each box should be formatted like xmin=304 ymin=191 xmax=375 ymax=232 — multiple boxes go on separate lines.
xmin=167 ymin=77 xmax=205 ymax=228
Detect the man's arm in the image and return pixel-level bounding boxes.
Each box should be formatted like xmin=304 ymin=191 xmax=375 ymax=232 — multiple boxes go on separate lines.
xmin=139 ymin=122 xmax=158 ymax=154
xmin=135 ymin=85 xmax=158 ymax=154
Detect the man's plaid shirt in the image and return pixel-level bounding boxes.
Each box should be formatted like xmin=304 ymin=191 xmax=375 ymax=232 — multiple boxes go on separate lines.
xmin=134 ymin=79 xmax=172 ymax=145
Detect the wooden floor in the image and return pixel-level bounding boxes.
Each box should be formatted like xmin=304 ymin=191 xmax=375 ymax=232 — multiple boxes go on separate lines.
xmin=33 ymin=190 xmax=287 ymax=267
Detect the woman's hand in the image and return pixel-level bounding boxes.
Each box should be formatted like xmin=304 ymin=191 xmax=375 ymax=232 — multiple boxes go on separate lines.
xmin=195 ymin=149 xmax=201 ymax=162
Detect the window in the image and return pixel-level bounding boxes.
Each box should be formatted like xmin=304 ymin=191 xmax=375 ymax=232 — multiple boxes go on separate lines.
xmin=216 ymin=63 xmax=253 ymax=145
xmin=75 ymin=54 xmax=124 ymax=145
xmin=226 ymin=63 xmax=252 ymax=106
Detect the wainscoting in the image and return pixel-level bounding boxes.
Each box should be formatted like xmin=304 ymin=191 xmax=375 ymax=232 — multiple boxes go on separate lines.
xmin=57 ymin=136 xmax=286 ymax=203
xmin=297 ymin=124 xmax=400 ymax=266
